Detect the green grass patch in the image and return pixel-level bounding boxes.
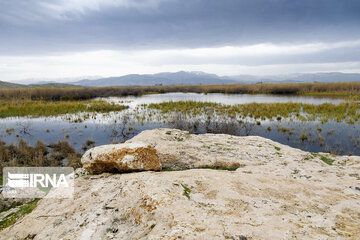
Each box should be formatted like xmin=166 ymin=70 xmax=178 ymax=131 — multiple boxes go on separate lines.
xmin=311 ymin=152 xmax=318 ymax=157
xmin=199 ymin=166 xmax=239 ymax=171
xmin=319 ymin=155 xmax=335 ymax=165
xmin=0 ymin=202 xmax=23 ymax=215
xmin=181 ymin=184 xmax=191 ymax=200
xmin=0 ymin=199 xmax=40 ymax=231
xmin=0 ymin=100 xmax=128 ymax=118
xmin=275 ymin=152 xmax=283 ymax=157
xmin=161 ymin=168 xmax=186 ymax=172
xmin=311 ymin=153 xmax=335 ymax=165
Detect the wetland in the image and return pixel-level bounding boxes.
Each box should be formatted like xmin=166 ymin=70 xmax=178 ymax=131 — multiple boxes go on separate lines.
xmin=1 ymin=91 xmax=359 ymax=166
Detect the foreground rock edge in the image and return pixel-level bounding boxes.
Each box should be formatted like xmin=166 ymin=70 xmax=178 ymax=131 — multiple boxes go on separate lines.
xmin=0 ymin=128 xmax=359 ymax=239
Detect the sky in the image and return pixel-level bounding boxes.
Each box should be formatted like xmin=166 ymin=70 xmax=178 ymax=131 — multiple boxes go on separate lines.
xmin=1 ymin=0 xmax=360 ymax=83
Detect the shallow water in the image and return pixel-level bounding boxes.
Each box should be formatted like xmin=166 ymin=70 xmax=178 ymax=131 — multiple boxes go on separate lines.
xmin=100 ymin=92 xmax=345 ymax=108
xmin=0 ymin=93 xmax=358 ymax=155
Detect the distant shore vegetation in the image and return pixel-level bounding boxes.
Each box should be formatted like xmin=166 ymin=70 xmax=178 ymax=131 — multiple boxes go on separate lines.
xmin=147 ymin=101 xmax=360 ymax=124
xmin=0 ymin=81 xmax=360 ymax=101
xmin=0 ymin=100 xmax=128 ymax=118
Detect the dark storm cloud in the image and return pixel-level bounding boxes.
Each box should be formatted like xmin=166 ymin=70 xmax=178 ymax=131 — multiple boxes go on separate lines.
xmin=0 ymin=0 xmax=360 ymax=55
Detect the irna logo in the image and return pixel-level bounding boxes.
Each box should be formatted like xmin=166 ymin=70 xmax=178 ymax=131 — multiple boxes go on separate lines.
xmin=7 ymin=172 xmax=69 ymax=188
xmin=2 ymin=167 xmax=74 ymax=199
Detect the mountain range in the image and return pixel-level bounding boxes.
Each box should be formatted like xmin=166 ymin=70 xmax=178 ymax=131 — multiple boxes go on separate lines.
xmin=66 ymin=71 xmax=360 ymax=86
xmin=228 ymin=72 xmax=360 ymax=84
xmin=1 ymin=71 xmax=360 ymax=88
xmin=69 ymin=71 xmax=239 ymax=86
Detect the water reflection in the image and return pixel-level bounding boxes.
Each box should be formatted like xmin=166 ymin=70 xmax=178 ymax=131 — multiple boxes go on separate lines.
xmin=101 ymin=92 xmax=345 ymax=108
xmin=0 ymin=93 xmax=357 ymax=156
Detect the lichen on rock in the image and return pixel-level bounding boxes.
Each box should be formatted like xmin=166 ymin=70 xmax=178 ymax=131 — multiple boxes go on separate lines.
xmin=81 ymin=142 xmax=162 ymax=173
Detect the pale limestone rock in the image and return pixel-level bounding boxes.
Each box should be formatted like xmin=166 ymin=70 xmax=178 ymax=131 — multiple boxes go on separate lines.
xmin=81 ymin=142 xmax=162 ymax=174
xmin=0 ymin=186 xmax=44 ymax=211
xmin=1 ymin=129 xmax=360 ymax=239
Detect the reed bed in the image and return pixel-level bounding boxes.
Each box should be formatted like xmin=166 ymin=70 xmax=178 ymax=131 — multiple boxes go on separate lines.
xmin=1 ymin=81 xmax=360 ymax=101
xmin=0 ymin=139 xmax=82 ymax=175
xmin=0 ymin=100 xmax=128 ymax=118
xmin=147 ymin=101 xmax=360 ymax=123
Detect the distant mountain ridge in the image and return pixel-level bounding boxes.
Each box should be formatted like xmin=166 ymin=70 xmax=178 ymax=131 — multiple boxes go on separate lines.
xmin=1 ymin=71 xmax=360 ymax=88
xmin=70 ymin=71 xmax=360 ymax=86
xmin=70 ymin=71 xmax=238 ymax=87
xmin=228 ymin=72 xmax=360 ymax=83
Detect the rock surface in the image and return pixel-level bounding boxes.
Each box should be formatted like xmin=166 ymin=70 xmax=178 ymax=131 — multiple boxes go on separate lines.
xmin=81 ymin=142 xmax=161 ymax=173
xmin=0 ymin=186 xmax=34 ymax=212
xmin=1 ymin=129 xmax=360 ymax=239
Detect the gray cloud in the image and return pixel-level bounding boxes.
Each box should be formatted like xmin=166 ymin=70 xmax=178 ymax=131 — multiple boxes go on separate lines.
xmin=1 ymin=0 xmax=360 ymax=55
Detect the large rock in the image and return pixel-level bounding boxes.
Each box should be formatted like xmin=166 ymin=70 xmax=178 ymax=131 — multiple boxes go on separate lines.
xmin=81 ymin=143 xmax=161 ymax=174
xmin=1 ymin=129 xmax=359 ymax=239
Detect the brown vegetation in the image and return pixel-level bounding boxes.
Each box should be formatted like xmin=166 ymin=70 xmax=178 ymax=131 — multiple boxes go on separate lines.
xmin=1 ymin=81 xmax=360 ymax=101
xmin=0 ymin=139 xmax=82 ymax=174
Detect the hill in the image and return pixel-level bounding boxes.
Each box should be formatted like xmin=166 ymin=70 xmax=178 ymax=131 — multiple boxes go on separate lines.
xmin=28 ymin=83 xmax=81 ymax=88
xmin=3 ymin=72 xmax=360 ymax=88
xmin=0 ymin=81 xmax=26 ymax=88
xmin=71 ymin=71 xmax=360 ymax=87
xmin=71 ymin=71 xmax=238 ymax=86
xmin=0 ymin=81 xmax=81 ymax=89
xmin=230 ymin=72 xmax=360 ymax=83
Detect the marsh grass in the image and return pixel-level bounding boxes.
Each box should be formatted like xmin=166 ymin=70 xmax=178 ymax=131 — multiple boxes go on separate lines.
xmin=1 ymin=81 xmax=360 ymax=101
xmin=0 ymin=139 xmax=82 ymax=174
xmin=0 ymin=100 xmax=128 ymax=118
xmin=147 ymin=101 xmax=360 ymax=123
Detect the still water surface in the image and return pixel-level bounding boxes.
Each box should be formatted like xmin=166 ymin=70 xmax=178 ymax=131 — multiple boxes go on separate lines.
xmin=102 ymin=92 xmax=345 ymax=108
xmin=0 ymin=93 xmax=357 ymax=155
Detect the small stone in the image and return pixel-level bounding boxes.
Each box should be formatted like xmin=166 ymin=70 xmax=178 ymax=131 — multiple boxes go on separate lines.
xmin=106 ymin=227 xmax=118 ymax=233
